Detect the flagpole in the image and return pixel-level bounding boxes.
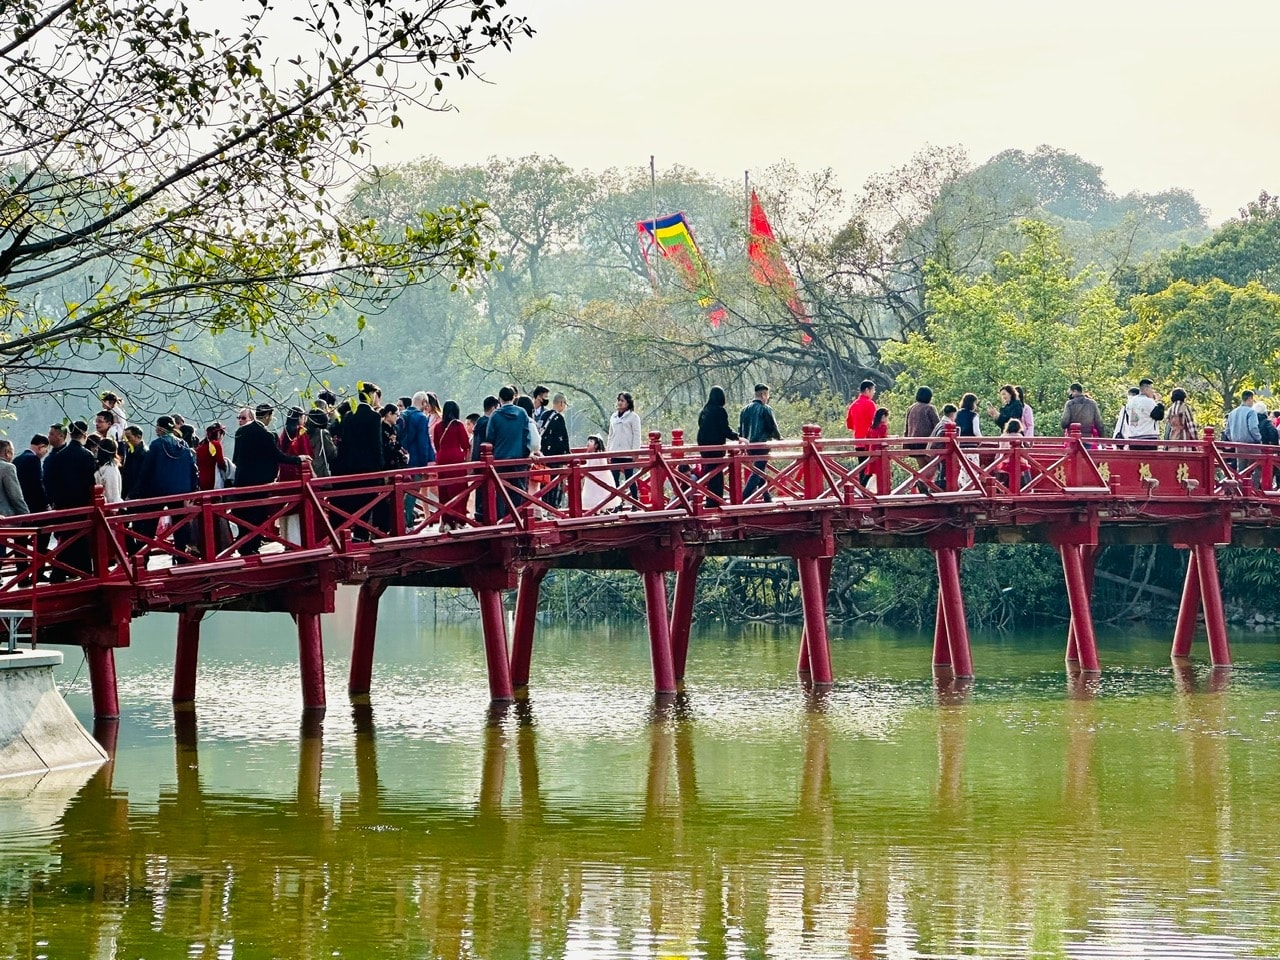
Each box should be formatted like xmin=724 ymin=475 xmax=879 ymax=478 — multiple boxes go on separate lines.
xmin=650 ymin=155 xmax=658 ymax=283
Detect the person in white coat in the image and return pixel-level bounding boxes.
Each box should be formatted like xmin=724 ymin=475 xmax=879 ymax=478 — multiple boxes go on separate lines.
xmin=606 ymin=391 xmax=642 ymax=502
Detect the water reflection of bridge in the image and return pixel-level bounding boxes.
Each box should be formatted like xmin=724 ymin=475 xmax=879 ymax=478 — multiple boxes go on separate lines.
xmin=2 ymin=672 xmax=1266 ymax=959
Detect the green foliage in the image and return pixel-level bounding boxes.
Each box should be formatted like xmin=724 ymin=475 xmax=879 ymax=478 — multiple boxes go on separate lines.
xmin=1130 ymin=278 xmax=1280 ymax=415
xmin=0 ymin=0 xmax=531 ymax=401
xmin=882 ymin=219 xmax=1127 ymax=423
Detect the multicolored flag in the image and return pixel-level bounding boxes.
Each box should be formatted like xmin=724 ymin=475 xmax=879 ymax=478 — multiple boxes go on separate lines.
xmin=747 ymin=190 xmax=813 ymax=343
xmin=636 ymin=212 xmax=728 ymax=328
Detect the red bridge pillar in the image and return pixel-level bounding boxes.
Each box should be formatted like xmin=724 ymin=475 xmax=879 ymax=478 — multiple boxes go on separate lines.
xmin=793 ymin=552 xmax=834 ymax=680
xmin=1172 ymin=550 xmax=1201 ymax=659
xmin=1195 ymin=543 xmax=1232 ymax=667
xmin=643 ymin=571 xmax=678 ymax=694
xmin=466 ymin=567 xmax=518 ymax=702
xmin=1059 ymin=544 xmax=1100 ymax=672
xmin=296 ymin=612 xmax=326 ymax=711
xmin=511 ymin=566 xmax=548 ymax=689
xmin=68 ymin=617 xmax=132 ymax=722
xmin=348 ymin=579 xmax=388 ymax=699
xmin=172 ymin=609 xmax=205 ymax=706
xmin=86 ymin=646 xmax=120 ymax=721
xmin=934 ymin=547 xmax=973 ymax=678
xmin=797 ymin=556 xmax=833 ymax=686
xmin=927 ymin=531 xmax=974 ymax=679
xmin=670 ymin=553 xmax=704 ymax=683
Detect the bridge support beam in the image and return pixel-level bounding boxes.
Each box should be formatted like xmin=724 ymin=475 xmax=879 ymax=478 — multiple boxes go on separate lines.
xmin=797 ymin=557 xmax=833 ymax=687
xmin=511 ymin=567 xmax=547 ymax=689
xmin=1065 ymin=545 xmax=1098 ymax=664
xmin=670 ymin=553 xmax=703 ymax=684
xmin=796 ymin=556 xmax=833 ymax=679
xmin=348 ymin=579 xmax=388 ymax=699
xmin=296 ymin=611 xmax=326 ymax=712
xmin=642 ymin=570 xmax=678 ymax=694
xmin=172 ymin=609 xmax=204 ymax=706
xmin=933 ymin=593 xmax=951 ymax=672
xmin=1060 ymin=545 xmax=1100 ymax=673
xmin=476 ymin=587 xmax=514 ymax=702
xmin=934 ymin=547 xmax=973 ymax=679
xmin=1172 ymin=550 xmax=1201 ymax=659
xmin=1195 ymin=543 xmax=1232 ymax=667
xmin=86 ymin=646 xmax=120 ymax=721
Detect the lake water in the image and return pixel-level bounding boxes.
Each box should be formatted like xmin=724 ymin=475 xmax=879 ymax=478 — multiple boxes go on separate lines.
xmin=3 ymin=586 xmax=1280 ymax=959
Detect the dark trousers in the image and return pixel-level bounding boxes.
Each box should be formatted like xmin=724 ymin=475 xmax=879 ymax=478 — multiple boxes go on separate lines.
xmin=700 ymin=452 xmax=726 ymax=503
xmin=742 ymin=449 xmax=770 ymax=501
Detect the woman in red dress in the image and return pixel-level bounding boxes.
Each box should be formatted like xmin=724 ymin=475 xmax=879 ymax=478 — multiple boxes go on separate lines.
xmin=432 ymin=400 xmax=472 ymax=528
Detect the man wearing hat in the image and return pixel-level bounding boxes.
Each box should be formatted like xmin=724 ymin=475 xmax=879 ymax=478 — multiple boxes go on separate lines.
xmin=232 ymin=402 xmax=310 ymax=553
xmin=41 ymin=420 xmax=97 ymax=579
xmin=132 ymin=416 xmax=199 ymax=555
xmin=99 ymin=391 xmax=128 ymax=442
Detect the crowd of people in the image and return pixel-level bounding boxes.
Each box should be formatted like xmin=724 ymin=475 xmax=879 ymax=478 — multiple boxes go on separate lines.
xmin=843 ymin=377 xmax=1280 ymax=448
xmin=8 ymin=375 xmax=1280 ymax=562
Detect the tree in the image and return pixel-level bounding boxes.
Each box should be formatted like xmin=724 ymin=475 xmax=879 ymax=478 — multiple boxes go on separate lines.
xmin=882 ymin=219 xmax=1128 ymax=421
xmin=1122 ymin=191 xmax=1280 ymax=299
xmin=1130 ymin=278 xmax=1280 ymax=415
xmin=0 ymin=0 xmax=532 ymax=401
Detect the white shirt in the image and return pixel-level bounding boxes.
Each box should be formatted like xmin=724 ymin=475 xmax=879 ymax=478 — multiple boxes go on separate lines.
xmin=1125 ymin=393 xmax=1158 ymax=438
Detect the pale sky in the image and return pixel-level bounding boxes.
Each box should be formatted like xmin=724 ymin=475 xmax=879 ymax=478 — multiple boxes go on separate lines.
xmin=372 ymin=0 xmax=1280 ymax=224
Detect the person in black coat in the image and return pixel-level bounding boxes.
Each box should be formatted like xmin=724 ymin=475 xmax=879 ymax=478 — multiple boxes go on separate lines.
xmin=332 ymin=384 xmax=385 ymax=540
xmin=539 ymin=393 xmax=571 ymax=507
xmin=696 ymin=385 xmax=739 ymax=503
xmin=120 ymin=426 xmax=147 ymax=499
xmin=14 ymin=435 xmax=49 ymax=514
xmin=42 ymin=420 xmax=97 ymax=580
xmin=232 ymin=403 xmax=308 ymax=553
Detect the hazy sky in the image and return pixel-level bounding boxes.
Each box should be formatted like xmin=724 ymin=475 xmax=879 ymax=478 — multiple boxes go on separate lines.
xmin=373 ymin=0 xmax=1279 ymax=224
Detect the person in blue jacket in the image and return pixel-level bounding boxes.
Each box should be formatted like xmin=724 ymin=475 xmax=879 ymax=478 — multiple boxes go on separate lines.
xmin=134 ymin=416 xmax=198 ymax=554
xmin=484 ymin=386 xmax=533 ymax=519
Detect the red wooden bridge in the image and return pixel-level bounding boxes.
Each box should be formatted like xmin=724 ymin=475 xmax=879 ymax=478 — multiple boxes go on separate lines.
xmin=6 ymin=424 xmax=1279 ymax=720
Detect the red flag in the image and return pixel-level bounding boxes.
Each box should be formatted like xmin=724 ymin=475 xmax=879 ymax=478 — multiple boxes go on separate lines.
xmin=747 ymin=190 xmax=812 ymax=342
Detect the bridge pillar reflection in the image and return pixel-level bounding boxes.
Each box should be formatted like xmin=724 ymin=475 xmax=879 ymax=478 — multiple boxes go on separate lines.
xmin=172 ymin=608 xmax=204 ymax=706
xmin=510 ymin=566 xmax=547 ymax=689
xmin=348 ymin=578 xmax=387 ymax=699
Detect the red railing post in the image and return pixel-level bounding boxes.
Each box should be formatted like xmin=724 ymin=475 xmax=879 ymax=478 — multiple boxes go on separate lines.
xmin=1009 ymin=437 xmax=1023 ymax=496
xmin=481 ymin=443 xmax=498 ymax=524
xmin=1066 ymin=423 xmax=1083 ymax=488
xmin=91 ymin=487 xmax=110 ymax=577
xmin=727 ymin=444 xmax=745 ymax=505
xmin=567 ymin=456 xmax=583 ymax=518
xmin=801 ymin=424 xmax=823 ymax=500
xmin=1202 ymin=427 xmax=1217 ymax=490
xmin=647 ymin=431 xmax=665 ymax=510
xmin=875 ymin=438 xmax=891 ymax=496
xmin=941 ymin=421 xmax=958 ymax=493
xmin=298 ymin=460 xmax=318 ymax=548
xmin=390 ymin=468 xmax=408 ymax=538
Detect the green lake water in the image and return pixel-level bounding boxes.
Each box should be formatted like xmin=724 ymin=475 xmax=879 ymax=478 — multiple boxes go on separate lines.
xmin=4 ymin=586 xmax=1280 ymax=959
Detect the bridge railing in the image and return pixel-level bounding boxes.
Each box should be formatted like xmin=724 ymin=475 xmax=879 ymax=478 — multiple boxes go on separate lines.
xmin=5 ymin=426 xmax=1280 ymax=612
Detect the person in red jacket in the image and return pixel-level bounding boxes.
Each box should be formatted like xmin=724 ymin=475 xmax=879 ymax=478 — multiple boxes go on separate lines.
xmin=195 ymin=423 xmax=228 ymax=491
xmin=845 ymin=379 xmax=878 ymax=437
xmin=432 ymin=401 xmax=472 ymax=528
